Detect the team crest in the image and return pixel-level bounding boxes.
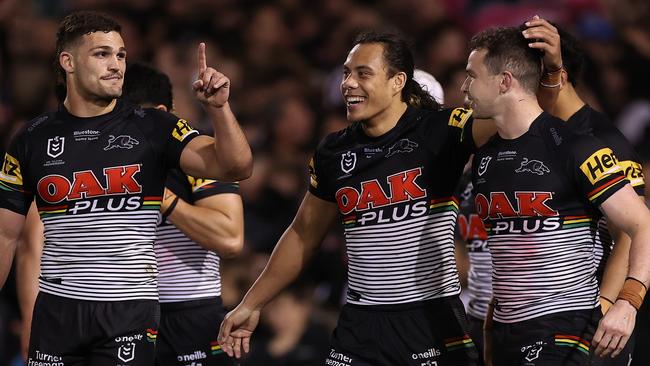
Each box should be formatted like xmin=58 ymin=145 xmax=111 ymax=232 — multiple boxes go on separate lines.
xmin=47 ymin=136 xmax=65 ymax=158
xmin=515 ymin=158 xmax=550 ymax=176
xmin=341 ymin=151 xmax=357 ymax=173
xmin=477 ymin=156 xmax=492 ymax=176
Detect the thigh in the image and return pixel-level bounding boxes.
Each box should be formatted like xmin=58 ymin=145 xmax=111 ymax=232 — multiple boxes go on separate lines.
xmin=27 ymin=293 xmax=86 ymax=366
xmin=156 ymin=303 xmax=237 ymax=366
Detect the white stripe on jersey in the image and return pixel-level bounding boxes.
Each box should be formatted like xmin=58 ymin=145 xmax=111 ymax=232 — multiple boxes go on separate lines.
xmin=155 ymin=223 xmax=221 ymax=303
xmin=39 ymin=210 xmax=159 ymax=301
xmin=344 ymin=211 xmax=461 ymax=305
xmin=490 ymin=226 xmax=599 ymax=323
xmin=467 ymin=250 xmax=492 ymax=319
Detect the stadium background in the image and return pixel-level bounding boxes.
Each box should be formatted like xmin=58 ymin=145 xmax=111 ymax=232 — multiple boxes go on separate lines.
xmin=0 ymin=0 xmax=649 ymax=364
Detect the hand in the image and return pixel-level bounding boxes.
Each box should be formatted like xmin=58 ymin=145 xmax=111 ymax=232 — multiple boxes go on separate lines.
xmin=523 ymin=15 xmax=562 ymax=72
xmin=192 ymin=42 xmax=230 ymax=108
xmin=218 ymin=304 xmax=261 ymax=359
xmin=160 ymin=188 xmax=177 ymax=213
xmin=592 ymin=300 xmax=636 ymax=358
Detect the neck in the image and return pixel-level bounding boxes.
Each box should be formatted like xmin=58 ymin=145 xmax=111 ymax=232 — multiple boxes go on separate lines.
xmin=494 ymin=94 xmax=543 ymax=140
xmin=553 ymin=85 xmax=585 ymax=122
xmin=64 ymin=86 xmax=117 ymax=118
xmin=361 ymin=101 xmax=408 ymax=137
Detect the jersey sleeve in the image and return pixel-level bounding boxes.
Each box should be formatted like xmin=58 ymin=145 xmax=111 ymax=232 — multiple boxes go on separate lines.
xmin=604 ymin=133 xmax=646 ymax=196
xmin=155 ymin=111 xmax=200 ymax=170
xmin=0 ymin=134 xmax=33 ymax=215
xmin=444 ymin=107 xmax=475 ymax=154
xmin=188 ymin=175 xmax=240 ymax=202
xmin=568 ymin=136 xmax=630 ymax=207
xmin=307 ymin=147 xmax=335 ymax=202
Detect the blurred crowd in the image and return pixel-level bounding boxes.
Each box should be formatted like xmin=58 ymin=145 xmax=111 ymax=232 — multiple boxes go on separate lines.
xmin=1 ymin=0 xmax=650 ymax=364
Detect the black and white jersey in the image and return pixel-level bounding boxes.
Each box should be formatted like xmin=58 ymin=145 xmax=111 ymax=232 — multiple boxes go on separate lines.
xmin=0 ymin=100 xmax=198 ymax=301
xmin=567 ymin=105 xmax=645 ymax=280
xmin=455 ymin=172 xmax=491 ymax=319
xmin=472 ymin=112 xmax=629 ymax=323
xmin=155 ymin=169 xmax=239 ymax=303
xmin=309 ymin=106 xmax=475 ymax=305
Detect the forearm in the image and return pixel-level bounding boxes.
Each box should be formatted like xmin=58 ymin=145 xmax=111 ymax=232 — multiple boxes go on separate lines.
xmin=167 ymin=198 xmax=242 ymax=257
xmin=625 ymin=226 xmax=650 ymax=287
xmin=241 ymin=226 xmax=318 ymax=310
xmin=205 ymin=103 xmax=252 ymax=181
xmin=599 ymin=227 xmax=630 ymax=301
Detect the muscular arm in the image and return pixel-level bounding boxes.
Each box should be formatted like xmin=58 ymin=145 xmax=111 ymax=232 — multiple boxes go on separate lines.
xmin=593 ymin=184 xmax=650 ymax=356
xmin=179 ymin=104 xmax=252 ymax=181
xmin=165 ymin=191 xmax=244 ymax=258
xmin=218 ymin=192 xmax=339 ymax=357
xmin=0 ymin=207 xmax=26 ymax=288
xmin=16 ymin=202 xmax=43 ymax=359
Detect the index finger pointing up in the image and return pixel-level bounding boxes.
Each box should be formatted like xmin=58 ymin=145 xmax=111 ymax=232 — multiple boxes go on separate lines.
xmin=198 ymin=42 xmax=207 ymax=74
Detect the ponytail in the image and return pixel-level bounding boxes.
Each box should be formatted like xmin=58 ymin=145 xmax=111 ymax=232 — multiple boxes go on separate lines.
xmin=405 ymin=78 xmax=440 ymax=111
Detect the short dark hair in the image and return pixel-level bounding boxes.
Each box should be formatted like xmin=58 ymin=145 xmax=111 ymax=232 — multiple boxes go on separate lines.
xmin=469 ymin=26 xmax=543 ymax=93
xmin=556 ymin=26 xmax=585 ymax=86
xmin=353 ymin=29 xmax=440 ymax=111
xmin=122 ymin=63 xmax=173 ymax=111
xmin=55 ymin=11 xmax=122 ymax=85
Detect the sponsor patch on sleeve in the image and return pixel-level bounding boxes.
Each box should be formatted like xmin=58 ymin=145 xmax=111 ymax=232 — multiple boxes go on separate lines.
xmin=0 ymin=153 xmax=23 ymax=186
xmin=579 ymin=148 xmax=622 ymax=185
xmin=172 ymin=119 xmax=199 ymax=142
xmin=308 ymin=158 xmax=318 ymax=188
xmin=618 ymin=160 xmax=644 ymax=187
xmin=448 ymin=108 xmax=472 ymax=129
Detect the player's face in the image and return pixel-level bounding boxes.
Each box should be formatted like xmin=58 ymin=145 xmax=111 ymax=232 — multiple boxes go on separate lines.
xmin=70 ymin=31 xmax=126 ymax=101
xmin=461 ymin=49 xmax=500 ymax=119
xmin=341 ymin=43 xmax=399 ymax=123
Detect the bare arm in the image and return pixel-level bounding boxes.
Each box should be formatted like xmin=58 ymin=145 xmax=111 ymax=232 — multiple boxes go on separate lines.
xmin=179 ymin=43 xmax=252 ymax=181
xmin=599 ymin=195 xmax=647 ymax=312
xmin=218 ymin=192 xmax=339 ymax=358
xmin=0 ymin=207 xmax=26 ymax=288
xmin=163 ymin=189 xmax=243 ymax=258
xmin=593 ymin=184 xmax=650 ymax=357
xmin=16 ymin=202 xmax=43 ymax=360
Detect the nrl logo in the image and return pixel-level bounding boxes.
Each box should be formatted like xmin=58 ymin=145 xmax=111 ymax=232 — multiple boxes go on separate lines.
xmin=341 ymin=151 xmax=357 ymax=173
xmin=477 ymin=156 xmax=492 ymax=176
xmin=47 ymin=136 xmax=65 ymax=158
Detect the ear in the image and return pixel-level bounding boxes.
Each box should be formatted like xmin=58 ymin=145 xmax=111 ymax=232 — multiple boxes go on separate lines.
xmin=154 ymin=104 xmax=168 ymax=112
xmin=499 ymin=71 xmax=513 ymax=94
xmin=59 ymin=51 xmax=74 ymax=74
xmin=558 ymin=69 xmax=569 ymax=90
xmin=393 ymin=71 xmax=406 ymax=94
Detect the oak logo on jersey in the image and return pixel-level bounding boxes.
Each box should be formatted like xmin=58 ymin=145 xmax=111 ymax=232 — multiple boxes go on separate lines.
xmin=515 ymin=158 xmax=550 ymax=176
xmin=47 ymin=136 xmax=65 ymax=158
xmin=457 ymin=213 xmax=487 ymax=241
xmin=335 ymin=167 xmax=426 ymax=215
xmin=475 ymin=192 xmax=558 ymax=219
xmin=0 ymin=153 xmax=22 ymax=185
xmin=37 ymin=164 xmax=142 ymax=204
xmin=619 ymin=160 xmax=644 ymax=187
xmin=172 ymin=119 xmax=198 ymax=142
xmin=477 ymin=156 xmax=492 ymax=176
xmin=448 ymin=107 xmax=472 ymax=128
xmin=104 ymin=135 xmax=139 ymax=150
xmin=341 ymin=151 xmax=357 ymax=174
xmin=385 ymin=138 xmax=418 ymax=158
xmin=580 ymin=148 xmax=622 ymax=185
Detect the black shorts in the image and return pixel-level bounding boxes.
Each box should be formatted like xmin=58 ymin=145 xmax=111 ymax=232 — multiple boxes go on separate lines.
xmin=156 ymin=297 xmax=237 ymax=366
xmin=468 ymin=314 xmax=485 ymax=361
xmin=325 ymin=296 xmax=480 ymax=366
xmin=28 ymin=292 xmax=159 ymax=366
xmin=491 ymin=308 xmax=601 ymax=366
